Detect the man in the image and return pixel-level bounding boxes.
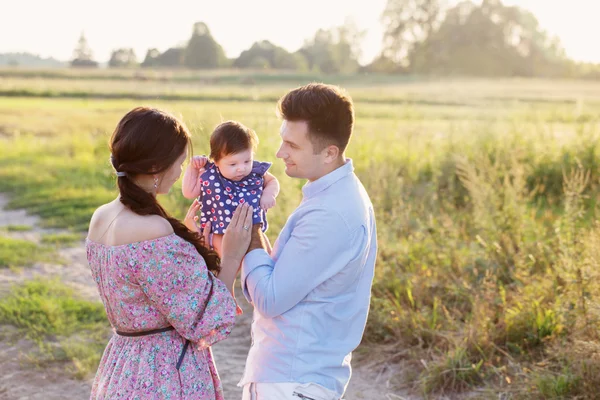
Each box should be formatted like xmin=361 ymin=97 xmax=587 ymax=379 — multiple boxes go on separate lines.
xmin=239 ymin=83 xmax=378 ymax=400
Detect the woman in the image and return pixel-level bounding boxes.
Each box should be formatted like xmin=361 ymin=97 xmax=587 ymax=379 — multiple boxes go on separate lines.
xmin=85 ymin=106 xmax=252 ymax=399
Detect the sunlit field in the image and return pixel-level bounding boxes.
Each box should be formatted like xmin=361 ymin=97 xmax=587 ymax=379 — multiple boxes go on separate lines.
xmin=2 ymin=69 xmax=600 ymax=397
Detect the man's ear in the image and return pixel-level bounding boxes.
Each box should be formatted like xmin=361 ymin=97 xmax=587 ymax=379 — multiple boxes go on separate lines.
xmin=324 ymin=145 xmax=340 ymax=164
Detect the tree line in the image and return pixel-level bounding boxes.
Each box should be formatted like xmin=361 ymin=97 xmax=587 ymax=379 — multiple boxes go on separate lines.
xmin=73 ymin=19 xmax=364 ymax=75
xmin=70 ymin=0 xmax=600 ymax=79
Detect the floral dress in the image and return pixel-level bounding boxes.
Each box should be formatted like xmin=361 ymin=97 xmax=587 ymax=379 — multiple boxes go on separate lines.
xmin=85 ymin=233 xmax=236 ymax=399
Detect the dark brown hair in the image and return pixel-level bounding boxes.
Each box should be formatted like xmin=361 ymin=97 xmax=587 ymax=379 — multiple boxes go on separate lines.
xmin=276 ymin=83 xmax=354 ymax=153
xmin=109 ymin=106 xmax=220 ymax=274
xmin=209 ymin=120 xmax=259 ymax=162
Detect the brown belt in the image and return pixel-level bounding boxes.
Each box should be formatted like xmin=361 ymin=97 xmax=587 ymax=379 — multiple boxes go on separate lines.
xmin=115 ymin=326 xmax=190 ymax=370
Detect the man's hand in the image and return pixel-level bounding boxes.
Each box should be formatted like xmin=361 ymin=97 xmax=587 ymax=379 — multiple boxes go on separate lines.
xmin=248 ymin=224 xmax=269 ymax=254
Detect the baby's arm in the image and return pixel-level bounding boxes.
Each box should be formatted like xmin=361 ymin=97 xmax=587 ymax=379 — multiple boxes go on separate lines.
xmin=260 ymin=172 xmax=280 ymax=210
xmin=182 ymin=156 xmax=208 ymax=199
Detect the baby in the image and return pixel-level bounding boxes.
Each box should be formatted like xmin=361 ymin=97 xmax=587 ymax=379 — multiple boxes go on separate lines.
xmin=182 ymin=120 xmax=280 ymax=257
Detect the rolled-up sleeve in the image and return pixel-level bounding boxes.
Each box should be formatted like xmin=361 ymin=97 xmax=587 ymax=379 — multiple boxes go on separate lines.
xmin=241 ymin=208 xmax=362 ymax=318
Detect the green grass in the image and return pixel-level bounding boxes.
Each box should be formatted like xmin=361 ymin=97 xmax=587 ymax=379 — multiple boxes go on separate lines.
xmin=0 ymin=67 xmax=418 ymax=84
xmin=3 ymin=71 xmax=600 ymax=396
xmin=0 ymin=236 xmax=51 ymax=268
xmin=0 ymin=279 xmax=110 ymax=379
xmin=5 ymin=224 xmax=33 ymax=232
xmin=535 ymin=370 xmax=580 ymax=399
xmin=41 ymin=232 xmax=83 ymax=247
xmin=419 ymin=346 xmax=484 ymax=393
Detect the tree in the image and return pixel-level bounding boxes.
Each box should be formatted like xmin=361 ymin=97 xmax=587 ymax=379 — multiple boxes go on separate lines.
xmin=0 ymin=52 xmax=64 ymax=67
xmin=70 ymin=32 xmax=98 ymax=68
xmin=140 ymin=47 xmax=186 ymax=68
xmin=141 ymin=48 xmax=161 ymax=68
xmin=407 ymin=0 xmax=568 ymax=76
xmin=183 ymin=22 xmax=228 ymax=69
xmin=277 ymin=52 xmax=309 ymax=71
xmin=336 ymin=19 xmax=367 ymax=65
xmin=234 ymin=40 xmax=308 ymax=70
xmin=157 ymin=47 xmax=185 ymax=67
xmin=108 ymin=48 xmax=138 ymax=68
xmin=498 ymin=2 xmax=567 ymax=76
xmin=381 ymin=0 xmax=446 ymax=66
xmin=361 ymin=54 xmax=402 ymax=73
xmin=300 ymin=19 xmax=365 ymax=74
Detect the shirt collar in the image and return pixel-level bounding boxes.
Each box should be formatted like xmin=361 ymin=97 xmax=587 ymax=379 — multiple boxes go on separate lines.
xmin=302 ymin=158 xmax=354 ymax=199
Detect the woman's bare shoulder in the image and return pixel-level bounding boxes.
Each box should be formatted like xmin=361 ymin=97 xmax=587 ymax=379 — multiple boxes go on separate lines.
xmin=87 ymin=201 xmax=174 ymax=246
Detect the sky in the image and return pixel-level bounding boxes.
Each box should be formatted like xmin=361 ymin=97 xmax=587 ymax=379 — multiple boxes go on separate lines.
xmin=2 ymin=0 xmax=600 ymax=65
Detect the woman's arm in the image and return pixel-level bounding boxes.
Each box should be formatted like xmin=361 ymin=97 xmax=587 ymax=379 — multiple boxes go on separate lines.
xmin=219 ymin=203 xmax=254 ymax=293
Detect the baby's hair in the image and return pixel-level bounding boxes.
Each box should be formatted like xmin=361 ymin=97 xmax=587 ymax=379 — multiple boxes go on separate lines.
xmin=209 ymin=121 xmax=259 ymax=162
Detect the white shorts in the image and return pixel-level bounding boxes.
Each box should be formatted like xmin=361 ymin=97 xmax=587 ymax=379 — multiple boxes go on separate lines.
xmin=242 ymin=382 xmax=340 ymax=400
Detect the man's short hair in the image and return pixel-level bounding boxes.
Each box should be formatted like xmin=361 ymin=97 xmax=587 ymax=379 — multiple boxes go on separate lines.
xmin=277 ymin=83 xmax=354 ymax=154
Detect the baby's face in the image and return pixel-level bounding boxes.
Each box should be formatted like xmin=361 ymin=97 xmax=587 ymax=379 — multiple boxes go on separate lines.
xmin=215 ymin=149 xmax=254 ymax=181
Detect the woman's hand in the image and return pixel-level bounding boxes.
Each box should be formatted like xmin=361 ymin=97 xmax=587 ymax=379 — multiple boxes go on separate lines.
xmin=221 ymin=203 xmax=253 ymax=267
xmin=202 ymin=220 xmax=212 ymax=248
xmin=184 ymin=199 xmax=201 ymax=233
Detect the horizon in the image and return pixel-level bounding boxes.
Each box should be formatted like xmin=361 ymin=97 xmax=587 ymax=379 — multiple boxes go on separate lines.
xmin=2 ymin=0 xmax=600 ymax=65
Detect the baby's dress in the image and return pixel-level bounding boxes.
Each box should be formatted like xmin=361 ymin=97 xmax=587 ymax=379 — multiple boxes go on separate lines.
xmin=198 ymin=161 xmax=271 ymax=235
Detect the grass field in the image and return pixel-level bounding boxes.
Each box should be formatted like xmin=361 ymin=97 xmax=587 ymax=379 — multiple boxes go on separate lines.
xmin=2 ymin=68 xmax=600 ymax=397
xmin=0 ymin=279 xmax=109 ymax=379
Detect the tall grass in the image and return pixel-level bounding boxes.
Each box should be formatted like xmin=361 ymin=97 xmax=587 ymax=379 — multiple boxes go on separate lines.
xmin=363 ymin=126 xmax=600 ymax=396
xmin=1 ymin=74 xmax=600 ymax=396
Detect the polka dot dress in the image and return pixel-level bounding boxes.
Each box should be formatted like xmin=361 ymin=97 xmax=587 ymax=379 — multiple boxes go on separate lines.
xmin=199 ymin=161 xmax=271 ymax=235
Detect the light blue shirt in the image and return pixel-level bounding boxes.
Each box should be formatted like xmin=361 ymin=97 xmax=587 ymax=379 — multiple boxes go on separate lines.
xmin=238 ymin=159 xmax=378 ymax=397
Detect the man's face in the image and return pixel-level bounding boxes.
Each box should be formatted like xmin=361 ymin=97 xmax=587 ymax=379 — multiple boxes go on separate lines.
xmin=276 ymin=120 xmax=326 ymax=182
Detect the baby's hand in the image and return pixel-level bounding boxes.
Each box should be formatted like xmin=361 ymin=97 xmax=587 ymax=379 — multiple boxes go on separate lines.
xmin=260 ymin=195 xmax=276 ymax=211
xmin=191 ymin=155 xmax=208 ymax=171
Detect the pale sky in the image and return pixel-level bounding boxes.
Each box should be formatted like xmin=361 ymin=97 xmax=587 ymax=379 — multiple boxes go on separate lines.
xmin=2 ymin=0 xmax=600 ymax=65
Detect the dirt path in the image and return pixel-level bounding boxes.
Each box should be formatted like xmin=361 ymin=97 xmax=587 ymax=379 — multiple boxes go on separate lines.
xmin=0 ymin=194 xmax=411 ymax=400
